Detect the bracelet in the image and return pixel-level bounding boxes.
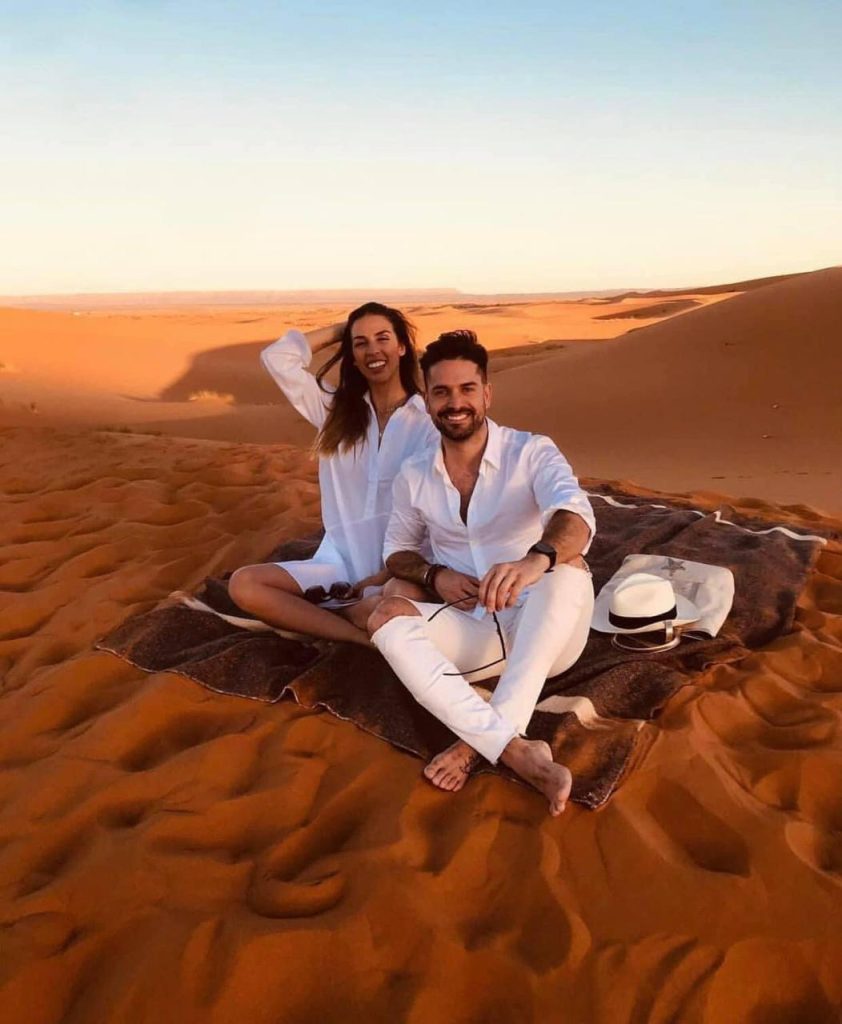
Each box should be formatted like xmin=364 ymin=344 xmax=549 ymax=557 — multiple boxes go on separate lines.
xmin=423 ymin=563 xmax=446 ymax=595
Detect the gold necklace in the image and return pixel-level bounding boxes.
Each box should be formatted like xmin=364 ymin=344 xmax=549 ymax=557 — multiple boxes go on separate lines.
xmin=376 ymin=396 xmax=408 ymax=442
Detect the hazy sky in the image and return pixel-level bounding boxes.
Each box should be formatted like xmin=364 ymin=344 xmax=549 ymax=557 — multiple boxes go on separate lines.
xmin=2 ymin=0 xmax=840 ymax=294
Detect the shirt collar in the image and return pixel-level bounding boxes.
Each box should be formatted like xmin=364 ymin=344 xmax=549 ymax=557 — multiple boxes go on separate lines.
xmin=432 ymin=418 xmax=500 ymax=476
xmin=364 ymin=392 xmax=426 ymax=413
xmin=481 ymin=419 xmax=502 ymax=470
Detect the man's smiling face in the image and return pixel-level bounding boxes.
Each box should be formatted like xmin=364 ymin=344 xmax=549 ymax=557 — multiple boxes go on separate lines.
xmin=425 ymin=358 xmax=492 ymax=442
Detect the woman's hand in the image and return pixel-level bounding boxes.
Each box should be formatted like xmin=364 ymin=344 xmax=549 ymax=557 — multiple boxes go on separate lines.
xmin=351 ymin=567 xmax=391 ymax=598
xmin=306 ymin=322 xmax=346 ymax=354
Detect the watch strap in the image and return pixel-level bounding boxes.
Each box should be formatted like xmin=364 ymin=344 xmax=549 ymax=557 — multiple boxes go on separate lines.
xmin=528 ymin=542 xmax=556 ymax=570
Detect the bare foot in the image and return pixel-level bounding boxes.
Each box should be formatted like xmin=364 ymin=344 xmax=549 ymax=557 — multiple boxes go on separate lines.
xmin=423 ymin=740 xmax=480 ymax=792
xmin=340 ymin=596 xmax=380 ymax=631
xmin=500 ymin=738 xmax=572 ymax=816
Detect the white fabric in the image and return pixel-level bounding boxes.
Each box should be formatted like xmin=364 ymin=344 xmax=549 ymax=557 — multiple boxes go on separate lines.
xmin=261 ymin=330 xmax=438 ymax=583
xmin=592 ymin=555 xmax=735 ymax=638
xmin=275 ymin=549 xmax=348 ymax=593
xmin=372 ymin=566 xmax=594 ymax=763
xmin=383 ymin=418 xmax=595 ymax=618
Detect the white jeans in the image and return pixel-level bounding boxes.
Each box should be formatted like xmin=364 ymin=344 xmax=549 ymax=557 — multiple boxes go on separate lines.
xmin=371 ymin=565 xmax=594 ymax=764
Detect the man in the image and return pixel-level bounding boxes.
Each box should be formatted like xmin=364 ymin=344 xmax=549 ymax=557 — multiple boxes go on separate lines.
xmin=366 ymin=330 xmax=595 ymax=816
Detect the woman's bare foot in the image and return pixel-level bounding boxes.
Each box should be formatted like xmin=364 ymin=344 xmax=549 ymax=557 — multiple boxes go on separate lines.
xmin=500 ymin=738 xmax=572 ymax=816
xmin=423 ymin=740 xmax=480 ymax=792
xmin=339 ymin=596 xmax=381 ymax=639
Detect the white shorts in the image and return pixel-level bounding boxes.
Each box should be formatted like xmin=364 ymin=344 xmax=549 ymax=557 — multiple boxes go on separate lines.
xmin=274 ymin=529 xmax=353 ymax=596
xmin=275 ymin=556 xmax=350 ymax=595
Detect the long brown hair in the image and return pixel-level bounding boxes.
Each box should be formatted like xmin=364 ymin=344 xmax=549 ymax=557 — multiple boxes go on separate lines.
xmin=314 ymin=302 xmax=420 ymax=456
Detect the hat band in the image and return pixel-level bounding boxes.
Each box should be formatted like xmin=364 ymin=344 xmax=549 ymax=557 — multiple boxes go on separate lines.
xmin=609 ymin=605 xmax=677 ymax=629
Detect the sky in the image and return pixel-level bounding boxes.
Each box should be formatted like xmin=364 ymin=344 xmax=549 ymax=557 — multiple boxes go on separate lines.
xmin=2 ymin=0 xmax=841 ymax=294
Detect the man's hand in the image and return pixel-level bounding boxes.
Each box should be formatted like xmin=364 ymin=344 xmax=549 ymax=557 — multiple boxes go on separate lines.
xmin=434 ymin=569 xmax=480 ymax=610
xmin=479 ymin=553 xmax=549 ymax=612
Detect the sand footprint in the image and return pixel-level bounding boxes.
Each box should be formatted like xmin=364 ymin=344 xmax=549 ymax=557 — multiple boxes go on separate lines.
xmin=646 ymin=779 xmax=751 ymax=876
xmin=698 ymin=688 xmax=837 ymax=752
xmin=399 ymin=789 xmax=484 ymax=875
xmin=703 ymin=938 xmax=839 ymax=1023
xmin=246 ymin=771 xmax=384 ymax=920
xmin=179 ymin=916 xmax=234 ymax=1008
xmin=784 ymin=822 xmax=842 ymax=879
xmin=116 ymin=706 xmax=248 ymax=773
xmin=14 ymin=828 xmax=91 ymax=898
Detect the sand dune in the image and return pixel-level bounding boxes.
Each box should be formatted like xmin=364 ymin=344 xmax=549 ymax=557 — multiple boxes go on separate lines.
xmin=493 ymin=267 xmax=842 ymax=514
xmin=0 ymin=286 xmax=739 ymax=454
xmin=1 ymin=269 xmax=841 ymax=1021
xmin=0 ymin=424 xmax=840 ymax=1022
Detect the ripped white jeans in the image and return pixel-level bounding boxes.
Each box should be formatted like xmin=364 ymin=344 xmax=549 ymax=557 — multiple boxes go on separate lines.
xmin=371 ymin=565 xmax=594 ymax=764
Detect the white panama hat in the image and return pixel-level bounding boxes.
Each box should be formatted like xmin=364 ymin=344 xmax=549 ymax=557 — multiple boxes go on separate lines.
xmin=592 ymin=571 xmax=701 ymax=634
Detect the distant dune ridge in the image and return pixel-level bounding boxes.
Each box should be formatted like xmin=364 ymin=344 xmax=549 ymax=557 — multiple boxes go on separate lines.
xmin=1 ymin=267 xmax=841 ymax=1022
xmin=0 ymin=265 xmax=838 ymax=511
xmin=493 ymin=266 xmax=842 ymax=514
xmin=2 ymin=267 xmax=825 ymax=310
xmin=0 ymin=287 xmax=625 ymax=311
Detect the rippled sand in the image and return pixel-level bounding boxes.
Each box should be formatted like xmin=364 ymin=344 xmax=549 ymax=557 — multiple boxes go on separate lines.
xmin=1 ymin=269 xmax=841 ymax=1021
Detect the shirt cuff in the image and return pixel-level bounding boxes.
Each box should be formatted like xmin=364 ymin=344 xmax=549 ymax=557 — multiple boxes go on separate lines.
xmin=265 ymin=329 xmax=312 ymax=367
xmin=542 ymin=504 xmax=596 ymax=555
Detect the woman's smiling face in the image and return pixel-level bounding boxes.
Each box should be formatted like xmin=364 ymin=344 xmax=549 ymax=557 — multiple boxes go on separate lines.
xmin=349 ymin=313 xmax=406 ymax=385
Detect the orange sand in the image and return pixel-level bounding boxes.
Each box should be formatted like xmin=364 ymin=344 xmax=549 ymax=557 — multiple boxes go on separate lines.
xmin=1 ymin=271 xmax=841 ymax=1021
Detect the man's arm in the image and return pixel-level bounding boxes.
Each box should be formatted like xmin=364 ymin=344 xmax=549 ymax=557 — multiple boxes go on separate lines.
xmin=540 ymin=509 xmax=592 ymax=567
xmin=529 ymin=436 xmax=596 ymax=553
xmin=477 ymin=510 xmax=590 ymax=612
xmin=387 ymin=550 xmax=480 ymax=608
xmin=385 ymin=550 xmax=432 ymax=588
xmin=384 ymin=471 xmax=480 ymax=607
xmin=478 ymin=437 xmax=594 ymax=613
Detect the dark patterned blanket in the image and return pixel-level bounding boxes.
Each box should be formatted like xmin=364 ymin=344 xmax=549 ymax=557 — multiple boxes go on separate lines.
xmin=97 ymin=486 xmax=823 ymax=807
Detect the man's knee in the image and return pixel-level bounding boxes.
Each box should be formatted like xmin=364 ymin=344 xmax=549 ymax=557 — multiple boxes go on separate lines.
xmin=366 ymin=595 xmax=420 ymax=637
xmin=383 ymin=577 xmax=427 ymax=601
xmin=541 ymin=562 xmax=590 ymax=595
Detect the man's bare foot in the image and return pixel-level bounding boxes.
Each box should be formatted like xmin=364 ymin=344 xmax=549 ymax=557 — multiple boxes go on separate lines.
xmin=423 ymin=740 xmax=480 ymax=792
xmin=500 ymin=737 xmax=573 ymax=816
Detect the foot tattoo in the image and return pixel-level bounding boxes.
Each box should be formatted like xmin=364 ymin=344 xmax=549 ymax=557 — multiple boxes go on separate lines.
xmin=423 ymin=740 xmax=480 ymax=793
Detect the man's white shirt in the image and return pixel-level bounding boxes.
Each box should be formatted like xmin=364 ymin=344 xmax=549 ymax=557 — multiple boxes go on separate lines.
xmin=383 ymin=418 xmax=595 ymax=616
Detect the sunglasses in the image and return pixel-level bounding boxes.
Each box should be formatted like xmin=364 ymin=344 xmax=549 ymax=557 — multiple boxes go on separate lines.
xmin=303 ymin=581 xmax=355 ymax=605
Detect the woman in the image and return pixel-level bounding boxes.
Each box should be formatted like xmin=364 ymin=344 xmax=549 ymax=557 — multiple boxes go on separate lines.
xmin=229 ymin=302 xmax=437 ymax=645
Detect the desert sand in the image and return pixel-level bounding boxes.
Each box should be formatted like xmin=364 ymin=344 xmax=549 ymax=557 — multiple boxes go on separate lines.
xmin=1 ymin=270 xmax=841 ymax=1022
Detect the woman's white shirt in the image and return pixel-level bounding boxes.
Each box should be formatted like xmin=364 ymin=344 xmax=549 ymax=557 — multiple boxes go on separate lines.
xmin=261 ymin=330 xmax=437 ymax=582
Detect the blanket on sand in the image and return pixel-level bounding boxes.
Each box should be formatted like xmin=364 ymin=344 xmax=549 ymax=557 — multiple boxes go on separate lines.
xmin=97 ymin=485 xmax=823 ymax=808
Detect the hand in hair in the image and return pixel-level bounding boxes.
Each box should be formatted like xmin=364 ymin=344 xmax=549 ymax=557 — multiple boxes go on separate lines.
xmin=304 ymin=322 xmax=346 ymax=354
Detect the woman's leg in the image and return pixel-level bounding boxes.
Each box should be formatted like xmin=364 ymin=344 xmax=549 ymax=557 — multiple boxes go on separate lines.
xmin=228 ymin=563 xmax=371 ymax=646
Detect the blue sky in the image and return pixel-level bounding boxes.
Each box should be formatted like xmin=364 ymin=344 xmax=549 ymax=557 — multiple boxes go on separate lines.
xmin=2 ymin=1 xmax=840 ymax=293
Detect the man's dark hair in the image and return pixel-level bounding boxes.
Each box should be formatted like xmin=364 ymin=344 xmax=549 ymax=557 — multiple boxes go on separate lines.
xmin=420 ymin=329 xmax=488 ymax=381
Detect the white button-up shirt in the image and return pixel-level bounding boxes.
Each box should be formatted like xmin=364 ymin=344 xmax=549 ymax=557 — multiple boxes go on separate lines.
xmin=384 ymin=418 xmax=595 ymax=612
xmin=262 ymin=330 xmax=438 ymax=581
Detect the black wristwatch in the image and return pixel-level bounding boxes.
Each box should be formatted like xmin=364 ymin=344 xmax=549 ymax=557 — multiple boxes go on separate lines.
xmin=527 ymin=541 xmax=556 ymax=571
xmin=423 ymin=562 xmax=446 ymax=594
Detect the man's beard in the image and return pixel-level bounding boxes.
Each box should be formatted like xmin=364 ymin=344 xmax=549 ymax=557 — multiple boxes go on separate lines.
xmin=433 ymin=407 xmax=486 ymax=441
